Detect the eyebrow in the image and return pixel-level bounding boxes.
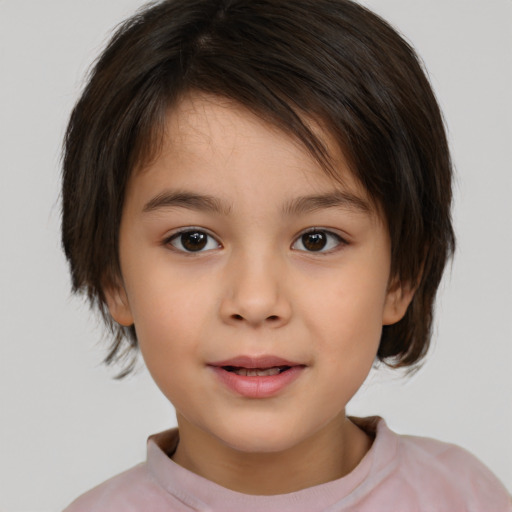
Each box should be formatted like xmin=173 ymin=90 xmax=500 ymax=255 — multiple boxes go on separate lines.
xmin=142 ymin=191 xmax=232 ymax=215
xmin=142 ymin=189 xmax=371 ymax=216
xmin=282 ymin=191 xmax=371 ymax=216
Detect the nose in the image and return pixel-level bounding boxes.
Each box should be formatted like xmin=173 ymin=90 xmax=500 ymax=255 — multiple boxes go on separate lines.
xmin=219 ymin=251 xmax=292 ymax=328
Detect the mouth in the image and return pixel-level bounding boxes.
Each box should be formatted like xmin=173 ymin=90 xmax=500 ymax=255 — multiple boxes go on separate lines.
xmin=222 ymin=365 xmax=291 ymax=377
xmin=208 ymin=356 xmax=306 ymax=398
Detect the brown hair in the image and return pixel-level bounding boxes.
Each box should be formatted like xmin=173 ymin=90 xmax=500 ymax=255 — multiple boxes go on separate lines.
xmin=62 ymin=0 xmax=455 ymax=376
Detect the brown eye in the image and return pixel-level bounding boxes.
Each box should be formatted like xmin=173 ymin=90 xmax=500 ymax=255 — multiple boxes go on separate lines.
xmin=169 ymin=230 xmax=219 ymax=252
xmin=292 ymin=229 xmax=344 ymax=253
xmin=302 ymin=232 xmax=327 ymax=251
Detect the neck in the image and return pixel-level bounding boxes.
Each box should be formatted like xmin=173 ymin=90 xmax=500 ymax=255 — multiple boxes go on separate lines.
xmin=172 ymin=413 xmax=372 ymax=495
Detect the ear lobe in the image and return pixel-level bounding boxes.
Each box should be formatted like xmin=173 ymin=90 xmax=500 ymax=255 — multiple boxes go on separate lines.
xmin=104 ymin=285 xmax=134 ymax=327
xmin=382 ymin=280 xmax=416 ymax=326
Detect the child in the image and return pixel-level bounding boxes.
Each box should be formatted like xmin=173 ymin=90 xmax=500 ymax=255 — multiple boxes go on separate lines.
xmin=61 ymin=0 xmax=511 ymax=510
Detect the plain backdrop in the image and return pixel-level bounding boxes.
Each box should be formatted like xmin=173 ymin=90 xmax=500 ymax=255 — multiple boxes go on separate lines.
xmin=0 ymin=1 xmax=511 ymax=510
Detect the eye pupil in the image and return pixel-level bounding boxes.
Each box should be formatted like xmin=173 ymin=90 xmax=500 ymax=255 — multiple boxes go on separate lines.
xmin=181 ymin=231 xmax=207 ymax=251
xmin=302 ymin=232 xmax=327 ymax=251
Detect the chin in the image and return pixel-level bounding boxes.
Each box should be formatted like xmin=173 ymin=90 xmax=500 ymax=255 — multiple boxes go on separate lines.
xmin=221 ymin=433 xmax=298 ymax=454
xmin=211 ymin=416 xmax=315 ymax=455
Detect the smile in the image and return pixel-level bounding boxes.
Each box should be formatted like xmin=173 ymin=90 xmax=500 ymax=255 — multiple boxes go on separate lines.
xmin=209 ymin=356 xmax=306 ymax=398
xmin=223 ymin=366 xmax=289 ymax=377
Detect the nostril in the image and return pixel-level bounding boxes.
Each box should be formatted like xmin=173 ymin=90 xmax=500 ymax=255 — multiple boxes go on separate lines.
xmin=230 ymin=314 xmax=279 ymax=322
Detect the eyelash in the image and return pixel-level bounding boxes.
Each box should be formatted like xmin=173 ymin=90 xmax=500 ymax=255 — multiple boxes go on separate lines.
xmin=165 ymin=227 xmax=221 ymax=254
xmin=164 ymin=228 xmax=347 ymax=254
xmin=291 ymin=229 xmax=346 ymax=254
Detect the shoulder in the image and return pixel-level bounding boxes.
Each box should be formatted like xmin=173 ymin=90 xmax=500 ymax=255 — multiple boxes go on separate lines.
xmin=62 ymin=462 xmax=171 ymax=512
xmin=398 ymin=430 xmax=499 ymax=481
xmin=63 ymin=428 xmax=187 ymax=512
xmin=387 ymin=425 xmax=511 ymax=510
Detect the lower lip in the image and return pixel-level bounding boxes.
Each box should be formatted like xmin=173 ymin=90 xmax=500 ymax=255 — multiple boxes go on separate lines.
xmin=210 ymin=366 xmax=305 ymax=398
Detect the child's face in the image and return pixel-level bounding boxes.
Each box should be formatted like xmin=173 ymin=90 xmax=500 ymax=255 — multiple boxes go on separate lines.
xmin=107 ymin=93 xmax=411 ymax=455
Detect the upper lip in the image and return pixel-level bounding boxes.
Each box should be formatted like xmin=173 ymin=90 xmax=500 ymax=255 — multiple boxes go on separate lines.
xmin=208 ymin=355 xmax=304 ymax=369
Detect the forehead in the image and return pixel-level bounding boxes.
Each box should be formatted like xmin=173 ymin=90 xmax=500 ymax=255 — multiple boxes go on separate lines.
xmin=131 ymin=92 xmax=378 ymax=218
xmin=165 ymin=93 xmax=345 ymax=170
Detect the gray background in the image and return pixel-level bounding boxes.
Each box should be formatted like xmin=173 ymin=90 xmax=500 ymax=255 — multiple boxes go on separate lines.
xmin=0 ymin=1 xmax=511 ymax=510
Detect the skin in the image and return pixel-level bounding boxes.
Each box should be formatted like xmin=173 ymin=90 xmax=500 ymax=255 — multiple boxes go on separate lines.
xmin=106 ymin=93 xmax=414 ymax=495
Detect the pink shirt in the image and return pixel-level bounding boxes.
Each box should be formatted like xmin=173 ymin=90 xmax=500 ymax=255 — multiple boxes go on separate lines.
xmin=64 ymin=418 xmax=511 ymax=511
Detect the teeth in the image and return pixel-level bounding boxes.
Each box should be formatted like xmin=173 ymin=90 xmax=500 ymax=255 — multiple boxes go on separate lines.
xmin=232 ymin=367 xmax=284 ymax=377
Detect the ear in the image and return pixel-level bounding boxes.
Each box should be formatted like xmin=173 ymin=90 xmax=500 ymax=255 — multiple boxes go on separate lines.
xmin=104 ymin=284 xmax=134 ymax=327
xmin=382 ymin=279 xmax=416 ymax=326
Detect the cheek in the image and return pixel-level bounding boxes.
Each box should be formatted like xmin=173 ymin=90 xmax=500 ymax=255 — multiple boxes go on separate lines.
xmin=312 ymin=299 xmax=382 ymax=411
xmin=133 ymin=291 xmax=205 ymax=405
xmin=303 ymin=264 xmax=388 ymax=337
xmin=123 ymin=244 xmax=210 ymax=330
xmin=123 ymin=264 xmax=213 ymax=378
xmin=301 ymin=263 xmax=388 ymax=374
xmin=133 ymin=289 xmax=206 ymax=349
